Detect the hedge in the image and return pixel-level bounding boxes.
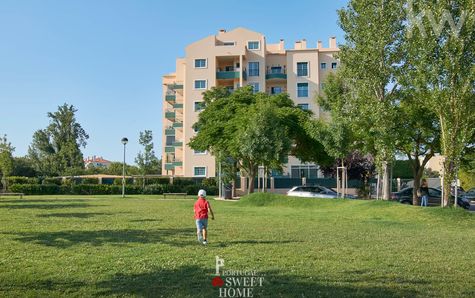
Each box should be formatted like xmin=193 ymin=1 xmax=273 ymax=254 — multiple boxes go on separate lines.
xmin=8 ymin=183 xmax=218 ymax=196
xmin=5 ymin=177 xmax=40 ymax=185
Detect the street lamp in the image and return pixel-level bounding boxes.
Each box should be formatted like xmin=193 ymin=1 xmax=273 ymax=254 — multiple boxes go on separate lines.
xmin=121 ymin=137 xmax=128 ymax=198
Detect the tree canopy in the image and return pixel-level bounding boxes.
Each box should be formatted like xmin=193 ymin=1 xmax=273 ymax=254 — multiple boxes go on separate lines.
xmin=28 ymin=103 xmax=89 ymax=176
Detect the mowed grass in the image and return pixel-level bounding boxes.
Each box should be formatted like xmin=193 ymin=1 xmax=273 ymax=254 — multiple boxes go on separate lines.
xmin=0 ymin=193 xmax=473 ymax=297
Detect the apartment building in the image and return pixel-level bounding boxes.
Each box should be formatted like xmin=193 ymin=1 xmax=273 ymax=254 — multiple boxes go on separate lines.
xmin=162 ymin=27 xmax=339 ymax=178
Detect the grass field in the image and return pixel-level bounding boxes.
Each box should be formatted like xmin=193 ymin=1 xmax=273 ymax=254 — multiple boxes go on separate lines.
xmin=0 ymin=193 xmax=473 ymax=297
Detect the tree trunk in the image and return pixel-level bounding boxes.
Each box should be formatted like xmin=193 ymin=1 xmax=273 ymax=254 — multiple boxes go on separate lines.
xmin=247 ymin=171 xmax=255 ymax=194
xmin=382 ymin=161 xmax=391 ymax=200
xmin=442 ymin=158 xmax=455 ymax=207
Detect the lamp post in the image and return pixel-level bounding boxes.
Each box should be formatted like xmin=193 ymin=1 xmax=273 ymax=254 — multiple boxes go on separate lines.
xmin=121 ymin=137 xmax=128 ymax=198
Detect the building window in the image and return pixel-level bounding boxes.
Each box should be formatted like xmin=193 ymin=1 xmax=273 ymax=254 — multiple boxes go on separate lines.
xmin=298 ymin=104 xmax=309 ymax=110
xmin=194 ymin=80 xmax=207 ymax=89
xmin=321 ymin=63 xmax=327 ymax=69
xmin=194 ymin=59 xmax=207 ymax=68
xmin=194 ymin=167 xmax=206 ymax=177
xmin=248 ymin=41 xmax=260 ymax=50
xmin=223 ymin=41 xmax=235 ymax=46
xmin=271 ymin=87 xmax=283 ymax=94
xmin=331 ymin=62 xmax=338 ymax=69
xmin=166 ymin=136 xmax=175 ymax=146
xmin=249 ymin=83 xmax=259 ymax=93
xmin=248 ymin=62 xmax=259 ymax=77
xmin=270 ymin=66 xmax=283 ymax=74
xmin=194 ymin=101 xmax=205 ymax=112
xmin=193 ymin=126 xmax=200 ymax=133
xmin=297 ymin=83 xmax=309 ymax=97
xmin=291 ymin=165 xmax=318 ymax=178
xmin=194 ymin=150 xmax=207 ymax=155
xmin=297 ymin=62 xmax=308 ymax=76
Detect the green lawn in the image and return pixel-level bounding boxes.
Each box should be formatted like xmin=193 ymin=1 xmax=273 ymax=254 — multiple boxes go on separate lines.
xmin=0 ymin=193 xmax=473 ymax=297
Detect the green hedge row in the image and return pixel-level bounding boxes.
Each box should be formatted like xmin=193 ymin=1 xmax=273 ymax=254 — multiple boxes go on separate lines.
xmin=9 ymin=183 xmax=218 ymax=196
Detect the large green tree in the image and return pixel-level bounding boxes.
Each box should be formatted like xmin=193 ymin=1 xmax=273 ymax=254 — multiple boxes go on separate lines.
xmin=337 ymin=0 xmax=406 ymax=199
xmin=404 ymin=0 xmax=475 ymax=206
xmin=190 ymin=87 xmax=331 ymax=193
xmin=0 ymin=135 xmax=15 ymax=190
xmin=135 ymin=130 xmax=160 ymax=175
xmin=28 ymin=103 xmax=89 ymax=176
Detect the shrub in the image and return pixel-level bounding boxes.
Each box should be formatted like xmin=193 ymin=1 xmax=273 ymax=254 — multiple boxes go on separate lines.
xmin=6 ymin=176 xmax=39 ymax=185
xmin=81 ymin=178 xmax=99 ymax=185
xmin=42 ymin=177 xmax=62 ymax=185
xmin=202 ymin=177 xmax=217 ymax=187
xmin=9 ymin=184 xmax=60 ymax=195
xmin=143 ymin=184 xmax=165 ymax=195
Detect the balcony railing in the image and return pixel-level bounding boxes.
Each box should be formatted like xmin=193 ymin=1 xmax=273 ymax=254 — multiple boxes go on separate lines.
xmin=173 ymin=122 xmax=183 ymax=128
xmin=172 ymin=141 xmax=183 ymax=147
xmin=266 ymin=68 xmax=287 ymax=80
xmin=165 ymin=111 xmax=175 ymax=120
xmin=165 ymin=95 xmax=176 ymax=102
xmin=216 ymin=71 xmax=240 ymax=80
xmin=167 ymin=83 xmax=183 ymax=90
xmin=165 ymin=146 xmax=175 ymax=153
xmin=165 ymin=128 xmax=175 ymax=135
xmin=173 ymin=103 xmax=183 ymax=109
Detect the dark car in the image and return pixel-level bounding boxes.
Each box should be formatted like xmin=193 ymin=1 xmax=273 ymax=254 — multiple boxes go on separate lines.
xmin=391 ymin=187 xmax=470 ymax=209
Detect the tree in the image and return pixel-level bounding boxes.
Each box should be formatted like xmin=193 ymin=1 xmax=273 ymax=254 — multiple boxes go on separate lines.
xmin=0 ymin=135 xmax=15 ymax=190
xmin=190 ymin=87 xmax=331 ymax=193
xmin=103 ymin=162 xmax=140 ymax=176
xmin=337 ymin=0 xmax=406 ymax=199
xmin=28 ymin=103 xmax=89 ymax=176
xmin=135 ymin=130 xmax=160 ymax=175
xmin=404 ymin=0 xmax=475 ymax=206
xmin=11 ymin=156 xmax=37 ymax=177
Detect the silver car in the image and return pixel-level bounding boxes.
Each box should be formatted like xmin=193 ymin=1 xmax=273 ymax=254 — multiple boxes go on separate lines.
xmin=287 ymin=185 xmax=356 ymax=199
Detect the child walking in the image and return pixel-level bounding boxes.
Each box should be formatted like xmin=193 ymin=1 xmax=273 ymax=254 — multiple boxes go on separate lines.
xmin=194 ymin=189 xmax=214 ymax=245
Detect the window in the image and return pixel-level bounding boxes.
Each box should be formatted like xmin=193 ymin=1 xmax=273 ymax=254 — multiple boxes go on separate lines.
xmin=194 ymin=101 xmax=205 ymax=112
xmin=248 ymin=41 xmax=260 ymax=50
xmin=297 ymin=83 xmax=309 ymax=97
xmin=166 ymin=136 xmax=175 ymax=146
xmin=194 ymin=150 xmax=207 ymax=155
xmin=224 ymin=65 xmax=234 ymax=71
xmin=194 ymin=167 xmax=206 ymax=177
xmin=298 ymin=104 xmax=309 ymax=110
xmin=290 ymin=165 xmax=318 ymax=178
xmin=194 ymin=80 xmax=207 ymax=89
xmin=297 ymin=62 xmax=308 ymax=76
xmin=270 ymin=66 xmax=283 ymax=74
xmin=332 ymin=62 xmax=338 ymax=69
xmin=194 ymin=59 xmax=207 ymax=68
xmin=223 ymin=41 xmax=235 ymax=46
xmin=321 ymin=63 xmax=327 ymax=69
xmin=271 ymin=87 xmax=283 ymax=94
xmin=193 ymin=126 xmax=200 ymax=133
xmin=249 ymin=83 xmax=259 ymax=93
xmin=248 ymin=62 xmax=259 ymax=76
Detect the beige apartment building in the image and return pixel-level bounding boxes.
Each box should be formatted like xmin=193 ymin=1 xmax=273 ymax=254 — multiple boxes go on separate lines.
xmin=162 ymin=27 xmax=339 ymax=178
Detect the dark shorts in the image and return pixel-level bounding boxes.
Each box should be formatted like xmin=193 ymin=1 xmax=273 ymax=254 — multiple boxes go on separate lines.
xmin=195 ymin=219 xmax=208 ymax=231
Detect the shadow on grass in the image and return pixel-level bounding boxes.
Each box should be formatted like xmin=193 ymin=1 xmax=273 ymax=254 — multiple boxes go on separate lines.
xmin=0 ymin=203 xmax=104 ymax=210
xmin=0 ymin=199 xmax=91 ymax=204
xmin=36 ymin=212 xmax=112 ymax=218
xmin=129 ymin=218 xmax=161 ymax=223
xmin=93 ymin=266 xmax=421 ymax=297
xmin=216 ymin=239 xmax=302 ymax=247
xmin=8 ymin=228 xmax=196 ymax=248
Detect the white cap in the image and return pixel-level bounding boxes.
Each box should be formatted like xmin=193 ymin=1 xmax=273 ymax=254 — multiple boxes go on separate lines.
xmin=198 ymin=189 xmax=207 ymax=197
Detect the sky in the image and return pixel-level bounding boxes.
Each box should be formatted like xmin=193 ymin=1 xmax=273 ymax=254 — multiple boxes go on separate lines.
xmin=0 ymin=0 xmax=347 ymax=164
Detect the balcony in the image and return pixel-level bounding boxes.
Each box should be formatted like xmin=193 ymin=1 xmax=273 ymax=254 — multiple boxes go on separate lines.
xmin=168 ymin=83 xmax=183 ymax=90
xmin=266 ymin=68 xmax=287 ymax=80
xmin=165 ymin=111 xmax=175 ymax=120
xmin=173 ymin=103 xmax=183 ymax=109
xmin=165 ymin=95 xmax=176 ymax=102
xmin=165 ymin=128 xmax=175 ymax=135
xmin=173 ymin=122 xmax=183 ymax=128
xmin=165 ymin=146 xmax=175 ymax=153
xmin=172 ymin=141 xmax=183 ymax=147
xmin=165 ymin=161 xmax=183 ymax=170
xmin=216 ymin=71 xmax=240 ymax=80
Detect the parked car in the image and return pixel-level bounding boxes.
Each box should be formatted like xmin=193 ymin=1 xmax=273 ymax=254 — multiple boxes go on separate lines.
xmin=287 ymin=185 xmax=356 ymax=199
xmin=391 ymin=187 xmax=471 ymax=209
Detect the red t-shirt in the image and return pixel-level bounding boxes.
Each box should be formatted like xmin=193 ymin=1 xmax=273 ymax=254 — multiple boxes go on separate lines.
xmin=194 ymin=198 xmax=210 ymax=219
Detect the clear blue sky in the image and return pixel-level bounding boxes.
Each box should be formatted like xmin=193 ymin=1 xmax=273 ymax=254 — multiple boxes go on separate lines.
xmin=0 ymin=0 xmax=347 ymax=163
